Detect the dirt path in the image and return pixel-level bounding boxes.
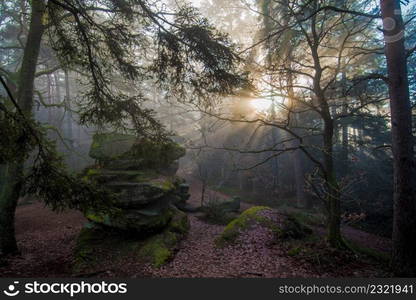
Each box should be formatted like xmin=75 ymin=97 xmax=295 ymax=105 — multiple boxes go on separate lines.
xmin=143 ymin=215 xmax=318 ymax=278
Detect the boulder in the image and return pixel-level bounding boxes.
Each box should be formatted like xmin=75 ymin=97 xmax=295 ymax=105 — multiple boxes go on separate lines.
xmin=89 ymin=133 xmax=136 ymax=163
xmin=215 ymin=206 xmax=312 ymax=247
xmin=82 ymin=132 xmax=189 ymax=235
xmin=73 ymin=207 xmax=189 ymax=273
xmin=138 ymin=207 xmax=189 ymax=267
xmin=89 ymin=132 xmax=185 ymax=170
xmin=218 ymin=196 xmax=240 ymax=212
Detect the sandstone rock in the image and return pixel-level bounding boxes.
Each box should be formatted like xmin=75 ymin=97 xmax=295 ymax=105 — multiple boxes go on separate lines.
xmin=82 ymin=132 xmax=189 ymax=235
xmin=218 ymin=196 xmax=240 ymax=212
xmin=73 ymin=207 xmax=189 ymax=273
xmin=89 ymin=132 xmax=185 ymax=170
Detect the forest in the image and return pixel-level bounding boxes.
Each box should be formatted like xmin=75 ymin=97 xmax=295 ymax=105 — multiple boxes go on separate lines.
xmin=0 ymin=0 xmax=415 ymax=279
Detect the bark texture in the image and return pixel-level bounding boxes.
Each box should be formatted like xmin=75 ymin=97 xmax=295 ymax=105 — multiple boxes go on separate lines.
xmin=0 ymin=0 xmax=45 ymax=255
xmin=380 ymin=0 xmax=416 ymax=277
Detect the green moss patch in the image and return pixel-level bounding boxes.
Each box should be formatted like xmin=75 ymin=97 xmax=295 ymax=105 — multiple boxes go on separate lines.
xmin=88 ymin=132 xmax=185 ymax=169
xmin=82 ymin=168 xmax=160 ymax=183
xmin=138 ymin=208 xmax=189 ymax=267
xmin=215 ymin=206 xmax=281 ymax=247
xmin=85 ymin=206 xmax=173 ymax=233
xmin=216 ymin=206 xmax=314 ymax=248
xmin=89 ymin=133 xmax=136 ymax=162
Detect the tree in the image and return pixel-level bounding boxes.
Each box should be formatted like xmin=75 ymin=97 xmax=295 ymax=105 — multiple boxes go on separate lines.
xmin=0 ymin=0 xmax=245 ymax=255
xmin=380 ymin=0 xmax=416 ymax=277
xmin=260 ymin=0 xmax=416 ymax=272
xmin=0 ymin=0 xmax=46 ymax=255
xmin=254 ymin=0 xmax=386 ymax=248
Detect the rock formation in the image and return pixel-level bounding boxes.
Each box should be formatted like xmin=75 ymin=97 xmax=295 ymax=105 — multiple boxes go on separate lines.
xmin=84 ymin=133 xmax=190 ymax=232
xmin=74 ymin=133 xmax=190 ymax=272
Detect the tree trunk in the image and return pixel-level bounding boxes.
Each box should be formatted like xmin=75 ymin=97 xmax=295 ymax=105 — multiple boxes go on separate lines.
xmin=0 ymin=165 xmax=22 ymax=255
xmin=0 ymin=0 xmax=45 ymax=255
xmin=293 ymin=145 xmax=306 ymax=207
xmin=64 ymin=69 xmax=74 ymax=166
xmin=340 ymin=70 xmax=349 ymax=174
xmin=380 ymin=0 xmax=416 ymax=277
xmin=53 ymin=72 xmax=63 ymax=131
xmin=290 ymin=113 xmax=306 ymax=208
xmin=323 ymin=118 xmax=343 ymax=248
xmin=47 ymin=74 xmax=52 ymax=124
xmin=286 ymin=67 xmax=306 ymax=207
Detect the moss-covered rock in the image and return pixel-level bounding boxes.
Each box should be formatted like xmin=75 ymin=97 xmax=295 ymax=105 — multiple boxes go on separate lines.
xmin=138 ymin=208 xmax=189 ymax=267
xmin=82 ymin=165 xmax=189 ymax=233
xmin=73 ymin=208 xmax=189 ymax=273
xmin=215 ymin=206 xmax=312 ymax=247
xmin=76 ymin=131 xmax=190 ymax=271
xmin=89 ymin=132 xmax=185 ymax=170
xmin=216 ymin=206 xmax=280 ymax=247
xmin=127 ymin=138 xmax=186 ymax=170
xmin=83 ymin=168 xmax=159 ymax=184
xmin=85 ymin=206 xmax=173 ymax=234
xmin=89 ymin=133 xmax=136 ymax=162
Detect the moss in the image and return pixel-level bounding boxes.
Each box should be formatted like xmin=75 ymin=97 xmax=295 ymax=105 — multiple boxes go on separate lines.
xmin=85 ymin=207 xmax=173 ymax=233
xmin=241 ymin=206 xmax=270 ymax=217
xmin=124 ymin=138 xmax=185 ymax=169
xmin=216 ymin=206 xmax=280 ymax=247
xmin=149 ymin=178 xmax=175 ymax=192
xmin=138 ymin=235 xmax=173 ymax=267
xmin=85 ymin=212 xmax=112 ymax=226
xmin=287 ymin=246 xmax=302 ymax=256
xmin=345 ymin=239 xmax=390 ymax=263
xmin=168 ymin=209 xmax=190 ymax=234
xmin=86 ymin=168 xmax=100 ymax=177
xmin=89 ymin=133 xmax=136 ymax=161
xmin=83 ymin=168 xmax=159 ymax=183
xmin=133 ymin=170 xmax=159 ymax=182
xmin=74 ymin=209 xmax=189 ymax=272
xmin=138 ymin=209 xmax=189 ymax=267
xmin=88 ymin=132 xmax=185 ymax=170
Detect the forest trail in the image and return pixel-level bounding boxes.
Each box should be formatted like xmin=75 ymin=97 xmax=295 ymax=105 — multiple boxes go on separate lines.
xmin=0 ymin=177 xmax=390 ymax=277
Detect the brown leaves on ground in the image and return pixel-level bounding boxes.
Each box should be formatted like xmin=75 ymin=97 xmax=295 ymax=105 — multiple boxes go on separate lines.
xmin=0 ymin=188 xmax=390 ymax=278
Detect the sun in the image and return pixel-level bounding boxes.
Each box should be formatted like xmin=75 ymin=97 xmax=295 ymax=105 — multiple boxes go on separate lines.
xmin=250 ymin=98 xmax=273 ymax=112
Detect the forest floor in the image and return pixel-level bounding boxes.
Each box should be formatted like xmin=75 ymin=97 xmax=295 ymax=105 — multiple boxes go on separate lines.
xmin=0 ymin=176 xmax=392 ymax=278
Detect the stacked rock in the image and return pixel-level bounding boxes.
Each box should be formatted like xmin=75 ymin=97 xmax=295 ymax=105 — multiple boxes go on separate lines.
xmin=83 ymin=132 xmax=190 ymax=234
